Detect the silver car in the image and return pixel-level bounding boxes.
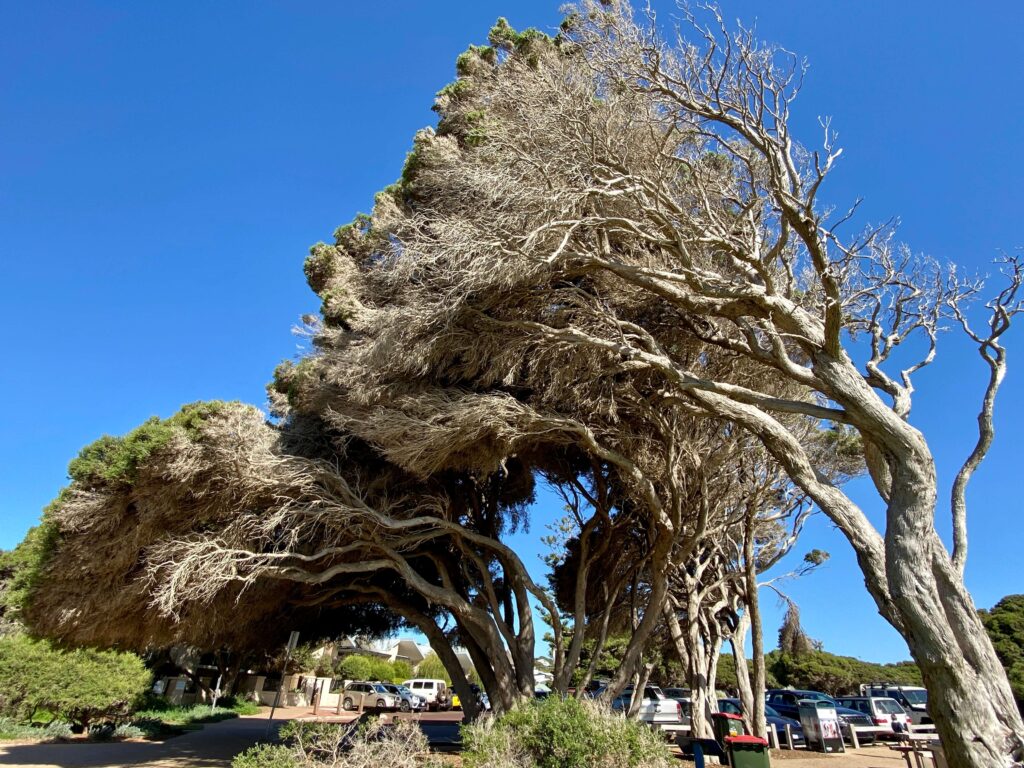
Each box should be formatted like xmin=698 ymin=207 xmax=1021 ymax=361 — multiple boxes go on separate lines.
xmin=340 ymin=681 xmax=402 ymax=711
xmin=381 ymin=682 xmax=426 ymax=712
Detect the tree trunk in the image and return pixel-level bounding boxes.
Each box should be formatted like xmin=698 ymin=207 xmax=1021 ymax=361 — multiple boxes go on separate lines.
xmin=885 ymin=526 xmax=1024 ymax=766
xmin=731 ymin=612 xmax=755 ymax=735
xmin=627 ymin=662 xmax=654 ymax=719
xmin=831 ymin=439 xmax=1024 ymax=767
xmin=744 ymin=515 xmax=767 ymax=740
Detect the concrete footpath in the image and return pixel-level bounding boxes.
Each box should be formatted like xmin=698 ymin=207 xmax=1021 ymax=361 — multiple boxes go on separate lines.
xmin=0 ymin=709 xmax=311 ymax=768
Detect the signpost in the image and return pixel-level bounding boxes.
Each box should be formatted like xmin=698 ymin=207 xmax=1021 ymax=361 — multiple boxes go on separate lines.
xmin=265 ymin=631 xmax=300 ymax=738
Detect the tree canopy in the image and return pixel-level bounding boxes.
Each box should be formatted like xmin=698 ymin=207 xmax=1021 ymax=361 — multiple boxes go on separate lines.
xmin=12 ymin=2 xmax=1023 ymax=762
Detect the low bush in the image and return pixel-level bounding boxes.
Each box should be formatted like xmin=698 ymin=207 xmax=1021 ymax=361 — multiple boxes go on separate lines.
xmin=233 ymin=717 xmax=451 ymax=768
xmin=461 ymin=697 xmax=671 ymax=768
xmin=42 ymin=720 xmax=73 ymax=741
xmin=232 ymin=743 xmax=298 ymax=768
xmin=0 ymin=716 xmax=73 ymax=742
xmin=113 ymin=723 xmax=145 ymax=740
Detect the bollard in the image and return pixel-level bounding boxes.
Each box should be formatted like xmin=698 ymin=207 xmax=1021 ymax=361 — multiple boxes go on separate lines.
xmin=850 ymin=725 xmax=860 ymax=749
xmin=784 ymin=723 xmax=794 ymax=750
xmin=768 ymin=724 xmax=780 ymax=749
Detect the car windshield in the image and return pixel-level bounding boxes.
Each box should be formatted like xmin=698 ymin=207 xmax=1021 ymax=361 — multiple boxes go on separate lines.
xmin=877 ymin=699 xmax=906 ymax=714
xmin=764 ymin=705 xmax=781 ymax=719
xmin=372 ymin=684 xmax=389 ymax=693
xmin=901 ymin=690 xmax=927 ymax=705
xmin=802 ymin=692 xmax=834 ymax=702
xmin=396 ymin=685 xmax=412 ymax=695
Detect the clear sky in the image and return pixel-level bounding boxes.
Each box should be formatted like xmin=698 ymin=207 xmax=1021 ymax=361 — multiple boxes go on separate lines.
xmin=2 ymin=1 xmax=1021 ymax=664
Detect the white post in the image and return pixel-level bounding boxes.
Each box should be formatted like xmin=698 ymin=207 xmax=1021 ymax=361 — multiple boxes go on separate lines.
xmin=767 ymin=724 xmax=779 ymax=749
xmin=850 ymin=725 xmax=860 ymax=749
xmin=784 ymin=723 xmax=794 ymax=750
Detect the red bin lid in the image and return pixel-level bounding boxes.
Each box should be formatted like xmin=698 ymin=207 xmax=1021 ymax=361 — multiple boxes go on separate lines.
xmin=726 ymin=735 xmax=769 ymax=746
xmin=711 ymin=712 xmax=744 ymax=720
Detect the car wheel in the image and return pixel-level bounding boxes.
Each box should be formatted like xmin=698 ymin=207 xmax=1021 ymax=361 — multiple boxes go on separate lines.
xmin=342 ymin=697 xmax=354 ymax=711
xmin=400 ymin=700 xmax=411 ymax=712
xmin=376 ymin=698 xmax=386 ymax=709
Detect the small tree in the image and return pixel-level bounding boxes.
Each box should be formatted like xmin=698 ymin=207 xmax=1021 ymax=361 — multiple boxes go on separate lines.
xmin=415 ymin=653 xmax=452 ymax=684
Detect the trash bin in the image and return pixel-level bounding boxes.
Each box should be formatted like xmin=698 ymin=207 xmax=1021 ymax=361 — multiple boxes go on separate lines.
xmin=798 ymin=700 xmax=845 ymax=753
xmin=725 ymin=735 xmax=771 ymax=768
xmin=711 ymin=711 xmax=747 ymax=747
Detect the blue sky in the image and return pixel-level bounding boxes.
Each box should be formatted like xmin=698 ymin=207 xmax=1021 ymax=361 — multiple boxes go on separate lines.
xmin=2 ymin=1 xmax=1021 ymax=664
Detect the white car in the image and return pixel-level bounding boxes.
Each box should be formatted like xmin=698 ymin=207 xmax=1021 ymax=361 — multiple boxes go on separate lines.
xmin=611 ymin=685 xmax=683 ymax=726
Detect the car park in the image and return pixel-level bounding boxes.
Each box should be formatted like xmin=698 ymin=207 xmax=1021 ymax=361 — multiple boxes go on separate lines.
xmin=765 ymin=689 xmax=876 ymax=744
xmin=835 ymin=695 xmax=910 ymax=736
xmin=380 ymin=682 xmax=426 ymax=712
xmin=717 ymin=697 xmax=805 ymax=745
xmin=340 ymin=681 xmax=402 ymax=711
xmin=610 ymin=685 xmax=684 ymax=726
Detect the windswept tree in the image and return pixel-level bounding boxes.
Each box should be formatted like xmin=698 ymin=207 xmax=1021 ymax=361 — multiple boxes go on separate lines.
xmin=283 ymin=4 xmax=1020 ymax=763
xmin=13 ymin=2 xmax=1023 ymax=761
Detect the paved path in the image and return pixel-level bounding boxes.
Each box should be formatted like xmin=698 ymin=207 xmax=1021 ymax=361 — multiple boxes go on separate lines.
xmin=0 ymin=708 xmax=467 ymax=768
xmin=0 ymin=711 xmax=304 ymax=768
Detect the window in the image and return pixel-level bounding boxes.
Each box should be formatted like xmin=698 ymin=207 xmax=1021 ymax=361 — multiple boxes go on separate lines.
xmin=330 ymin=679 xmax=344 ymax=693
xmin=876 ymin=699 xmax=905 ymax=715
xmin=721 ymin=701 xmax=742 ymax=715
xmin=412 ymin=682 xmax=424 ymax=689
xmin=262 ymin=677 xmax=281 ymax=692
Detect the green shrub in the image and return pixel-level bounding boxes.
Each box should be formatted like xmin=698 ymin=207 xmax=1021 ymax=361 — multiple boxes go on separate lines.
xmin=232 ymin=743 xmax=299 ymax=768
xmin=462 ymin=697 xmax=670 ymax=768
xmin=0 ymin=635 xmax=150 ymax=728
xmin=0 ymin=716 xmax=72 ymax=742
xmin=42 ymin=720 xmax=73 ymax=740
xmin=131 ymin=704 xmax=238 ymax=726
xmin=113 ymin=723 xmax=144 ymax=739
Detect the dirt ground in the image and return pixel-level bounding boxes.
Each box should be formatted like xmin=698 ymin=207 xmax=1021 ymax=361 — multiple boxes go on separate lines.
xmin=675 ymin=745 xmax=923 ymax=767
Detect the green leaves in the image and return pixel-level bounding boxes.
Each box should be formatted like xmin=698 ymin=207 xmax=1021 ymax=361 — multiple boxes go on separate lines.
xmin=0 ymin=635 xmax=150 ymax=727
xmin=980 ymin=594 xmax=1024 ymax=703
xmin=65 ymin=400 xmax=231 ymax=488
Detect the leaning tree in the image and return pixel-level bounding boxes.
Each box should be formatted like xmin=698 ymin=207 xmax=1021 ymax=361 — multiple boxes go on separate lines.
xmin=292 ymin=4 xmax=1019 ymax=763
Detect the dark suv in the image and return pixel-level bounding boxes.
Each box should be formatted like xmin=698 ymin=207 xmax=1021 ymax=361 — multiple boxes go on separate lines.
xmin=766 ymin=689 xmax=875 ymax=743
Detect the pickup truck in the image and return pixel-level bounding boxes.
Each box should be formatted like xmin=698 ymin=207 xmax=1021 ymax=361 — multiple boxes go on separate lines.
xmin=610 ymin=685 xmax=684 ymax=726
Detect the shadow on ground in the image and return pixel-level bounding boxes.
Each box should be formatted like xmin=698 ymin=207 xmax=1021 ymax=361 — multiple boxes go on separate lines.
xmin=0 ymin=715 xmax=287 ymax=768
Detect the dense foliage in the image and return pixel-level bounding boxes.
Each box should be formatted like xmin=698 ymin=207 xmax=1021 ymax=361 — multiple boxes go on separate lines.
xmin=0 ymin=635 xmax=150 ymax=728
xmin=765 ymin=650 xmax=922 ymax=696
xmin=233 ymin=718 xmax=449 ymax=768
xmin=981 ymin=595 xmax=1024 ymax=705
xmin=462 ymin=696 xmax=670 ymax=768
xmin=335 ymin=653 xmax=413 ymax=684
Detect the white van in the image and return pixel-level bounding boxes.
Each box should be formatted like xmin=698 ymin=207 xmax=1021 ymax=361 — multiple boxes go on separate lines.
xmin=402 ymin=678 xmax=449 ymax=711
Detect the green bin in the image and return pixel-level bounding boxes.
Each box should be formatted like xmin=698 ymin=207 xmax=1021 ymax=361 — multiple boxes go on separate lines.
xmin=711 ymin=711 xmax=746 ymax=748
xmin=726 ymin=734 xmax=771 ymax=768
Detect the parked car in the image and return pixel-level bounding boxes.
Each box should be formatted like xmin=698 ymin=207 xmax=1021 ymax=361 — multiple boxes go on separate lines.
xmin=835 ymin=696 xmax=909 ymax=736
xmin=402 ymin=678 xmax=450 ymax=711
xmin=661 ymin=688 xmax=693 ymax=725
xmin=340 ymin=681 xmax=402 ymax=711
xmin=451 ymin=684 xmax=491 ymax=711
xmin=859 ymin=684 xmax=930 ymax=725
xmin=610 ymin=685 xmax=684 ymax=726
xmin=765 ymin=689 xmax=875 ymax=744
xmin=717 ymin=698 xmax=806 ymax=745
xmin=380 ymin=682 xmax=426 ymax=712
